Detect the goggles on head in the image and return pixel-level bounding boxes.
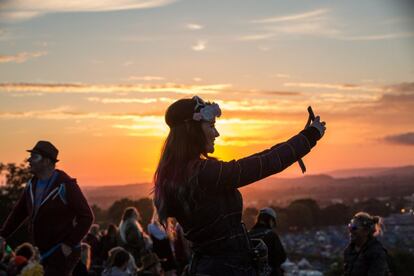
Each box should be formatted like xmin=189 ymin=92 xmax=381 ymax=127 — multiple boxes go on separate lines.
xmin=192 ymin=95 xmax=221 ymax=122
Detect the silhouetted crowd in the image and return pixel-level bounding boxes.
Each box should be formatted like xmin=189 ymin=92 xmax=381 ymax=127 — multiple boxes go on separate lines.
xmin=0 ymin=206 xmax=191 ymax=276
xmin=1 ymin=206 xmax=393 ymax=276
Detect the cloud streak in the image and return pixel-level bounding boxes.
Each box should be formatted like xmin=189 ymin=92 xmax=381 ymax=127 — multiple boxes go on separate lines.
xmin=238 ymin=34 xmax=275 ymax=41
xmin=0 ymin=0 xmax=178 ymax=22
xmin=186 ymin=23 xmax=203 ymax=30
xmin=284 ymin=82 xmax=386 ymax=93
xmin=273 ymin=74 xmax=291 ymax=79
xmin=252 ymin=9 xmax=329 ymax=24
xmin=0 ymin=51 xmax=47 ymax=63
xmin=0 ymin=106 xmax=299 ymax=142
xmin=0 ymin=107 xmax=162 ymax=121
xmin=0 ymin=82 xmax=231 ymax=95
xmin=127 ymin=76 xmax=165 ymax=81
xmin=87 ymin=97 xmax=174 ymax=104
xmin=243 ymin=8 xmax=339 ymax=40
xmin=192 ymin=40 xmax=207 ymax=51
xmin=246 ymin=8 xmax=412 ymax=42
xmin=384 ymin=132 xmax=414 ymax=146
xmin=340 ymin=32 xmax=414 ymax=41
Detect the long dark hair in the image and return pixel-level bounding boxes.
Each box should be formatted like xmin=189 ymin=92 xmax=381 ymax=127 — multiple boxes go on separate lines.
xmin=154 ymin=98 xmax=210 ymax=224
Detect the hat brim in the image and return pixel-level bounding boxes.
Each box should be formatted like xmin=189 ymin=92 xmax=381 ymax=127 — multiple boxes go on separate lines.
xmin=27 ymin=149 xmax=59 ymax=162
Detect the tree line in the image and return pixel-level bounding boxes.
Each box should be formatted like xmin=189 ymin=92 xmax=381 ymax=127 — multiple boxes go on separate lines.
xmin=0 ymin=162 xmax=407 ymax=236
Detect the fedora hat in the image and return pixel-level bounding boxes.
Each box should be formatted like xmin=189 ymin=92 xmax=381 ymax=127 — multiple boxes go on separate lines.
xmin=27 ymin=140 xmax=59 ymax=162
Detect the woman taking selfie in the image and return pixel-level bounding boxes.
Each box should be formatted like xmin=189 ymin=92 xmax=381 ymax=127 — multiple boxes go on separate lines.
xmin=154 ymin=96 xmax=326 ymax=275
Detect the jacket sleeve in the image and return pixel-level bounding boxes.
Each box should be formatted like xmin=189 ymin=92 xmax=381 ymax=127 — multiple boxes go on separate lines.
xmin=366 ymin=247 xmax=389 ymax=276
xmin=273 ymin=233 xmax=287 ymax=266
xmin=199 ymin=127 xmax=321 ymax=189
xmin=126 ymin=225 xmax=145 ymax=249
xmin=0 ymin=189 xmax=29 ymax=239
xmin=63 ymin=180 xmax=94 ymax=246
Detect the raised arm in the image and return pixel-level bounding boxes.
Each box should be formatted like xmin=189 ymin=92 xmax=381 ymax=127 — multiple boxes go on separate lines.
xmin=199 ymin=125 xmax=322 ymax=189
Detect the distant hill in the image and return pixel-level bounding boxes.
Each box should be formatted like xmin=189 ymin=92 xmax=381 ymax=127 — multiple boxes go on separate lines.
xmin=240 ymin=165 xmax=414 ymax=207
xmin=327 ymin=165 xmax=414 ymax=178
xmin=83 ymin=165 xmax=414 ymax=208
xmin=83 ymin=183 xmax=153 ymax=208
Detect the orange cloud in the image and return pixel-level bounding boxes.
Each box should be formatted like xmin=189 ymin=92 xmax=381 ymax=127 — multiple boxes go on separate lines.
xmin=284 ymin=82 xmax=386 ymax=92
xmin=0 ymin=82 xmax=231 ymax=95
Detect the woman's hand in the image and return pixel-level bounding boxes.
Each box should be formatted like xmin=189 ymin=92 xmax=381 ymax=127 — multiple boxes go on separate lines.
xmin=310 ymin=116 xmax=326 ymax=137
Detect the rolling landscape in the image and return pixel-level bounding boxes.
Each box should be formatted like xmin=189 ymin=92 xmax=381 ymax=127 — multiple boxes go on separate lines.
xmin=83 ymin=165 xmax=414 ymax=208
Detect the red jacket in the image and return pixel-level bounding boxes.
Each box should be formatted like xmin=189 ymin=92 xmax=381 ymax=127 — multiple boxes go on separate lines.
xmin=0 ymin=169 xmax=94 ymax=253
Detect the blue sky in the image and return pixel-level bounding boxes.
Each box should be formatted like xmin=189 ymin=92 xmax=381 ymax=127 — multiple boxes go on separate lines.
xmin=1 ymin=0 xmax=413 ymax=84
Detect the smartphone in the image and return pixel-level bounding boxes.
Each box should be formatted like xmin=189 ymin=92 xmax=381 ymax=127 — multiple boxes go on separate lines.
xmin=307 ymin=106 xmax=315 ymax=121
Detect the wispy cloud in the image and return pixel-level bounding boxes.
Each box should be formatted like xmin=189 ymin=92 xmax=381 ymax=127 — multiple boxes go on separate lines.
xmin=192 ymin=40 xmax=207 ymax=51
xmin=238 ymin=34 xmax=275 ymax=41
xmin=385 ymin=82 xmax=414 ymax=93
xmin=273 ymin=73 xmax=291 ymax=79
xmin=127 ymin=76 xmax=165 ymax=81
xmin=284 ymin=82 xmax=386 ymax=93
xmin=0 ymin=51 xmax=47 ymax=63
xmin=0 ymin=106 xmax=298 ymax=141
xmin=245 ymin=8 xmax=339 ymax=39
xmin=186 ymin=23 xmax=204 ymax=30
xmin=340 ymin=32 xmax=414 ymax=41
xmin=0 ymin=82 xmax=231 ymax=95
xmin=252 ymin=9 xmax=329 ymax=24
xmin=1 ymin=82 xmax=413 ymax=143
xmin=0 ymin=106 xmax=91 ymax=120
xmin=85 ymin=95 xmax=304 ymax=113
xmin=87 ymin=97 xmax=174 ymax=104
xmin=0 ymin=107 xmax=171 ymax=137
xmin=384 ymin=132 xmax=414 ymax=146
xmin=0 ymin=11 xmax=41 ymax=22
xmin=269 ymin=22 xmax=340 ymax=36
xmin=0 ymin=0 xmax=178 ymax=22
xmin=245 ymin=8 xmax=412 ymax=42
xmin=0 ymin=107 xmax=161 ymax=121
xmin=335 ymin=82 xmax=414 ymax=126
xmin=215 ymin=99 xmax=304 ymax=112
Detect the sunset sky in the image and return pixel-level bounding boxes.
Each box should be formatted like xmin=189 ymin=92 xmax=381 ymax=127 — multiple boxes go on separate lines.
xmin=1 ymin=0 xmax=413 ymax=186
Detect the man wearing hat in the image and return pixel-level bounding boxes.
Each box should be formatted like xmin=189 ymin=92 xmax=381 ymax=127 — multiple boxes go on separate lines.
xmin=249 ymin=207 xmax=287 ymax=276
xmin=0 ymin=141 xmax=94 ymax=276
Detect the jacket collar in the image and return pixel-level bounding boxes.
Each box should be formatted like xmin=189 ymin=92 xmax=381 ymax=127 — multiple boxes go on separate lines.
xmin=28 ymin=170 xmax=64 ymax=207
